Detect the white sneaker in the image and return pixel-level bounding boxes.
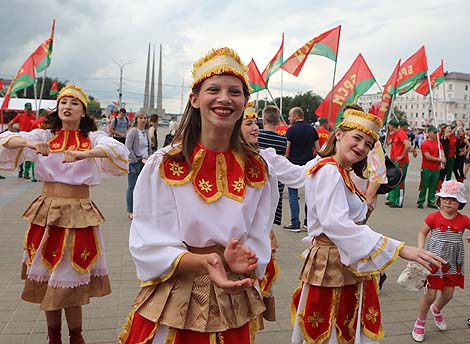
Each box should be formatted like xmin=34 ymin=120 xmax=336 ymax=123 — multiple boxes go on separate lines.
xmin=430 ymin=304 xmax=446 ymax=330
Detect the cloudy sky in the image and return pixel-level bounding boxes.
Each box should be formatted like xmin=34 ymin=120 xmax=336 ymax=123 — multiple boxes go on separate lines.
xmin=1 ymin=0 xmax=468 ymax=114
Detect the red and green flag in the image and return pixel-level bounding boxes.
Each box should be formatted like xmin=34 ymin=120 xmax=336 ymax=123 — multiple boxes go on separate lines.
xmin=396 ymin=45 xmax=428 ymax=95
xmin=50 ymin=79 xmax=58 ymax=96
xmin=315 ymin=53 xmax=376 ymax=129
xmin=1 ymin=56 xmax=36 ymax=110
xmin=31 ymin=19 xmax=55 ymax=72
xmin=415 ymin=60 xmax=445 ymax=96
xmin=377 ymin=59 xmax=401 ymax=121
xmin=247 ymin=59 xmax=267 ymax=93
xmin=262 ymin=33 xmax=284 ymax=85
xmin=281 ymin=25 xmax=341 ymax=76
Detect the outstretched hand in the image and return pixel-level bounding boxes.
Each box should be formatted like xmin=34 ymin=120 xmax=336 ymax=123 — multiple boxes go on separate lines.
xmin=399 ymin=245 xmax=447 ymax=271
xmin=30 ymin=141 xmax=50 ymax=156
xmin=62 ymin=150 xmax=89 ymax=163
xmin=224 ymin=238 xmax=258 ymax=274
xmin=206 ymin=253 xmax=253 ymax=294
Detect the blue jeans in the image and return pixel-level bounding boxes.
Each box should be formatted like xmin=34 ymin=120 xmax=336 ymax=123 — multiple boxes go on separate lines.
xmin=126 ymin=161 xmax=144 ymax=213
xmin=288 ymin=187 xmax=301 ymax=226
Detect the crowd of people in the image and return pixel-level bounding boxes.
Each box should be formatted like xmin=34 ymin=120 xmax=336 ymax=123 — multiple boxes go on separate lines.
xmin=0 ymin=46 xmax=469 ymax=344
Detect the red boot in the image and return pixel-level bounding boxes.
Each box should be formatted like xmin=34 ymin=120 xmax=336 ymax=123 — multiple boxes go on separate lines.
xmin=457 ymin=177 xmax=464 ymax=183
xmin=69 ymin=326 xmax=85 ymax=344
xmin=47 ymin=325 xmax=62 ymax=344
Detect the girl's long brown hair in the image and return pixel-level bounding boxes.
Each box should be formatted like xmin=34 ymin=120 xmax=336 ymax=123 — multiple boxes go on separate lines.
xmin=171 ymin=79 xmax=260 ymax=167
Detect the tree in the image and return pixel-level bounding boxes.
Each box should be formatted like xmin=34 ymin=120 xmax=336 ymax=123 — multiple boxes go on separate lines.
xmin=390 ymin=106 xmax=406 ymax=122
xmin=87 ymin=96 xmax=102 ymax=118
xmin=254 ymin=90 xmax=323 ymax=123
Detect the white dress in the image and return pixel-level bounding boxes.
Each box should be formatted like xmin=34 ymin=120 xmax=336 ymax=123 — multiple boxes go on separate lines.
xmin=0 ymin=129 xmax=129 ymax=310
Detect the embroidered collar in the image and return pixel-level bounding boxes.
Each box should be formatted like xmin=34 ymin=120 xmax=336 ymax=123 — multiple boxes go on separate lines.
xmin=307 ymin=156 xmax=366 ymax=202
xmin=160 ymin=144 xmax=267 ymax=203
xmin=48 ymin=129 xmax=91 ymax=152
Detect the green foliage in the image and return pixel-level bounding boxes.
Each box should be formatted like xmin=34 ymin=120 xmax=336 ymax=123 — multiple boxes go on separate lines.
xmin=390 ymin=106 xmax=407 ymax=122
xmin=255 ymin=91 xmax=323 ymax=123
xmin=87 ymin=96 xmax=102 ymax=118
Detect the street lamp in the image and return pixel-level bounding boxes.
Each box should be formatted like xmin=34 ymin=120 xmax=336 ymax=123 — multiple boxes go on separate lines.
xmin=113 ymin=59 xmax=132 ymax=108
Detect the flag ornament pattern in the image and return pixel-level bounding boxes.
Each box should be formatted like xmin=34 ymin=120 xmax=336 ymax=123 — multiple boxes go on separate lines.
xmin=315 ymin=54 xmax=376 ymax=130
xmin=262 ymin=34 xmax=284 ymax=85
xmin=376 ymin=59 xmax=401 ymax=121
xmin=247 ymin=59 xmax=267 ymax=93
xmin=396 ymin=46 xmax=428 ymax=95
xmin=31 ymin=19 xmax=55 ymax=73
xmin=281 ymin=26 xmax=341 ymax=77
xmin=415 ymin=60 xmax=445 ymax=96
xmin=50 ymin=79 xmax=58 ymax=96
xmin=1 ymin=57 xmax=36 ymax=110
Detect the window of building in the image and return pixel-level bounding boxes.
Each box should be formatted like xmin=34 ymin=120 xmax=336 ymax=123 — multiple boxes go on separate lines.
xmin=448 ymin=84 xmax=453 ymax=90
xmin=464 ymin=104 xmax=467 ymax=109
xmin=422 ymin=113 xmax=425 ymax=118
xmin=465 ymin=85 xmax=468 ymax=91
xmin=416 ymin=113 xmax=418 ymax=118
xmin=465 ymin=95 xmax=468 ymax=101
xmin=411 ymin=104 xmax=413 ymax=109
xmin=405 ymin=105 xmax=407 ymax=109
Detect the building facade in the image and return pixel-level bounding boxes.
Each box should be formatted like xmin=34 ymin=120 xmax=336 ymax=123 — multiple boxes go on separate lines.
xmin=359 ymin=72 xmax=470 ymax=128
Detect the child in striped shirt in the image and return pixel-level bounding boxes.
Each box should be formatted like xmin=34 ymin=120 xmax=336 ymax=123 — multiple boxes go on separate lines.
xmin=412 ymin=180 xmax=470 ymax=342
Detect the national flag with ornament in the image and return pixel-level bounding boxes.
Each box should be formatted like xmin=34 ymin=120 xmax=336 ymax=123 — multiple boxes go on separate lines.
xmin=396 ymin=45 xmax=428 ymax=95
xmin=281 ymin=25 xmax=341 ymax=77
xmin=50 ymin=79 xmax=58 ymax=96
xmin=415 ymin=60 xmax=445 ymax=96
xmin=1 ymin=56 xmax=36 ymax=110
xmin=31 ymin=19 xmax=55 ymax=72
xmin=376 ymin=59 xmax=401 ymax=121
xmin=262 ymin=33 xmax=284 ymax=85
xmin=315 ymin=53 xmax=376 ymax=129
xmin=247 ymin=59 xmax=267 ymax=93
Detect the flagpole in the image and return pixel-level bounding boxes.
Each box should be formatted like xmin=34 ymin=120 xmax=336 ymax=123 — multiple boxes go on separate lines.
xmin=266 ymin=88 xmax=280 ymax=111
xmin=442 ymin=76 xmax=448 ymax=123
xmin=33 ymin=78 xmax=38 ymax=118
xmin=280 ymin=68 xmax=283 ymax=119
xmin=427 ymin=72 xmax=442 ymax=160
xmin=327 ymin=60 xmax=337 ymax=125
xmin=38 ymin=68 xmax=48 ymax=116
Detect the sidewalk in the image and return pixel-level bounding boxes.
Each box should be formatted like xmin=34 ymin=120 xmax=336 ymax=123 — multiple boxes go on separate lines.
xmin=0 ymin=155 xmax=469 ymax=343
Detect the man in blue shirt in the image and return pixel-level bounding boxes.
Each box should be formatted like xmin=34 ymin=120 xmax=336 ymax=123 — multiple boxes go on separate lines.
xmin=284 ymin=107 xmax=319 ymax=231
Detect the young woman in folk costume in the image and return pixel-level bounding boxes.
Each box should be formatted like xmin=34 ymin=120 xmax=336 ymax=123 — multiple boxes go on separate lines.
xmin=290 ymin=108 xmax=446 ymax=344
xmin=0 ymin=85 xmax=129 ymax=344
xmin=118 ymin=48 xmax=280 ymax=344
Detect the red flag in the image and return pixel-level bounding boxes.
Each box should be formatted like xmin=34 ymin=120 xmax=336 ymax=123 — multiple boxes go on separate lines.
xmin=262 ymin=33 xmax=284 ymax=85
xmin=50 ymin=79 xmax=58 ymax=95
xmin=315 ymin=54 xmax=376 ymax=129
xmin=247 ymin=59 xmax=267 ymax=93
xmin=31 ymin=19 xmax=55 ymax=72
xmin=396 ymin=46 xmax=428 ymax=95
xmin=415 ymin=60 xmax=445 ymax=96
xmin=281 ymin=26 xmax=341 ymax=77
xmin=0 ymin=79 xmax=3 ymax=90
xmin=376 ymin=59 xmax=401 ymax=121
xmin=1 ymin=56 xmax=36 ymax=110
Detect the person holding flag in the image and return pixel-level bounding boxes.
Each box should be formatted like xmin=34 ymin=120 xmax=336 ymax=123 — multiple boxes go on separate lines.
xmin=0 ymin=84 xmax=129 ymax=344
xmin=386 ymin=119 xmax=411 ymax=208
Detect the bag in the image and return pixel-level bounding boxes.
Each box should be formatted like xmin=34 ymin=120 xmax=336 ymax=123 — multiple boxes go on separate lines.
xmin=397 ymin=261 xmax=430 ymax=291
xmin=377 ymin=156 xmax=403 ymax=194
xmin=164 ymin=133 xmax=174 ymax=146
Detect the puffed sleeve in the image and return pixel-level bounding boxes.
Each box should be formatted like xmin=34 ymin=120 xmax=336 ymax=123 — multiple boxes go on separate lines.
xmin=244 ymin=164 xmax=279 ymax=278
xmin=260 ymin=148 xmax=307 ymax=188
xmin=90 ymin=131 xmax=129 ymax=176
xmin=307 ymin=165 xmax=404 ymax=275
xmin=129 ymin=151 xmax=189 ymax=284
xmin=0 ymin=129 xmax=48 ymax=170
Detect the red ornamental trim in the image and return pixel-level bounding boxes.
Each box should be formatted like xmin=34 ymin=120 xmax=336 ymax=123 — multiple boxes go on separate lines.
xmin=48 ymin=130 xmax=91 ymax=152
xmin=70 ymin=227 xmax=100 ymax=273
xmin=160 ymin=145 xmax=267 ymax=203
xmin=25 ymin=224 xmax=46 ymax=265
xmin=41 ymin=226 xmax=67 ymax=272
xmin=307 ymin=157 xmax=366 ymax=202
